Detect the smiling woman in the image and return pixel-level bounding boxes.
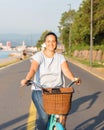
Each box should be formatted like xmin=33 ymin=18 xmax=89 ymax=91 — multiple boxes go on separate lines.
xmin=20 ymin=32 xmax=81 ymax=130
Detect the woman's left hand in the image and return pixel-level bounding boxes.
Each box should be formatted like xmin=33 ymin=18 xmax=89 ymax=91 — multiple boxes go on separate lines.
xmin=74 ymin=77 xmax=81 ymax=85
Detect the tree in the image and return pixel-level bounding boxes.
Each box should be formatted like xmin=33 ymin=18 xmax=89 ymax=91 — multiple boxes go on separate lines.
xmin=36 ymin=30 xmax=51 ymax=49
xmin=71 ymin=0 xmax=91 ymax=45
xmin=58 ymin=10 xmax=76 ymax=53
xmin=71 ymin=0 xmax=104 ymax=45
xmin=93 ymin=0 xmax=104 ymax=45
xmin=59 ymin=0 xmax=104 ymax=47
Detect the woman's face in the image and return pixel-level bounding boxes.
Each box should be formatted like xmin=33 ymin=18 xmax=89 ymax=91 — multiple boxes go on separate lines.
xmin=45 ymin=35 xmax=57 ymax=51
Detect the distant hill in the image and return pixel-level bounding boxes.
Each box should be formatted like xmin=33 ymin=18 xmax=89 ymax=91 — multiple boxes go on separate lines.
xmin=0 ymin=33 xmax=41 ymax=47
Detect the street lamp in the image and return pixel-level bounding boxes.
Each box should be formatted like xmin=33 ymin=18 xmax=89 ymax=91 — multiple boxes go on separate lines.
xmin=90 ymin=0 xmax=93 ymax=66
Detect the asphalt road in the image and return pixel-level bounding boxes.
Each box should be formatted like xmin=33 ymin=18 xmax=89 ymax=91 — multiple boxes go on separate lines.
xmin=0 ymin=60 xmax=31 ymax=130
xmin=66 ymin=62 xmax=104 ymax=130
xmin=0 ymin=59 xmax=104 ymax=130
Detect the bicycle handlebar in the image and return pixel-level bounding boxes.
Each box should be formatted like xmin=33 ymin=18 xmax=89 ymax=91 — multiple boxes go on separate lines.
xmin=24 ymin=78 xmax=78 ymax=88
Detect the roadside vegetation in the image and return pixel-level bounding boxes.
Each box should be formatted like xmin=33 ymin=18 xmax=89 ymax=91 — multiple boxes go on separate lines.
xmin=35 ymin=0 xmax=104 ymax=68
xmin=71 ymin=56 xmax=104 ymax=68
xmin=0 ymin=59 xmax=20 ymax=68
xmin=58 ymin=0 xmax=104 ymax=50
xmin=0 ymin=56 xmax=29 ymax=68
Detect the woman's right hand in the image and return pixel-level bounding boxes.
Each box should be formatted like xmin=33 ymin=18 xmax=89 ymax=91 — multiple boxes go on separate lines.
xmin=20 ymin=79 xmax=28 ymax=87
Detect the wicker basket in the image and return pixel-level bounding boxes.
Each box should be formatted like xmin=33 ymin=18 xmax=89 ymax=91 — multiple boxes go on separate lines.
xmin=42 ymin=87 xmax=74 ymax=115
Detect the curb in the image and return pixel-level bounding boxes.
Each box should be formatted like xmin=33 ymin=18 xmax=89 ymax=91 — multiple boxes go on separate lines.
xmin=67 ymin=58 xmax=104 ymax=81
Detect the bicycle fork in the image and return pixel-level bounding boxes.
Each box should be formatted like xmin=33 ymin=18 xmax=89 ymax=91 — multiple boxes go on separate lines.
xmin=47 ymin=114 xmax=64 ymax=130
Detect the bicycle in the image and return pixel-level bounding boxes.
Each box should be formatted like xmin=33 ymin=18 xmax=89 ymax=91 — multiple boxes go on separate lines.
xmin=23 ymin=79 xmax=78 ymax=130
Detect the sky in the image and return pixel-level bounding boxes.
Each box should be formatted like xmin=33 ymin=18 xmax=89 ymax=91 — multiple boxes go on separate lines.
xmin=0 ymin=0 xmax=83 ymax=34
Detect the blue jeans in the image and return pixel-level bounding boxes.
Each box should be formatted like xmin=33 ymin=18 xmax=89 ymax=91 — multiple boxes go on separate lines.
xmin=32 ymin=90 xmax=49 ymax=130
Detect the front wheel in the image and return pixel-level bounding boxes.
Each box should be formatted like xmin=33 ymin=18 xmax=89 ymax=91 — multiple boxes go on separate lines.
xmin=53 ymin=122 xmax=65 ymax=130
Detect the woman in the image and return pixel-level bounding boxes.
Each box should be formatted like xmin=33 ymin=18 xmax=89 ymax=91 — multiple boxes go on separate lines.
xmin=21 ymin=32 xmax=80 ymax=130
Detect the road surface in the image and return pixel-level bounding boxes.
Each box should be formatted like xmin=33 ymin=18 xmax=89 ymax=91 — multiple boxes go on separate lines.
xmin=0 ymin=59 xmax=104 ymax=130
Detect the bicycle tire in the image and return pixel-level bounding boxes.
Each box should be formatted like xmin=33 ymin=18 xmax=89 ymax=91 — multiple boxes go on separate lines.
xmin=54 ymin=122 xmax=65 ymax=130
xmin=50 ymin=122 xmax=65 ymax=130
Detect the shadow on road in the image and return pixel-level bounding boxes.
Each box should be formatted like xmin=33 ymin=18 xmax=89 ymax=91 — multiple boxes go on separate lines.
xmin=0 ymin=113 xmax=29 ymax=130
xmin=69 ymin=91 xmax=101 ymax=114
xmin=68 ymin=91 xmax=104 ymax=130
xmin=74 ymin=109 xmax=104 ymax=130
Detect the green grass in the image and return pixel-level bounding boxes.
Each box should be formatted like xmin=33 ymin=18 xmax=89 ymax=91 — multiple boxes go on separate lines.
xmin=71 ymin=56 xmax=104 ymax=68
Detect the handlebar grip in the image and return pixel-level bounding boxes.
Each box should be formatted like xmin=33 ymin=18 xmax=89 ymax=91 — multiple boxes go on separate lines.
xmin=26 ymin=80 xmax=32 ymax=86
xmin=66 ymin=78 xmax=79 ymax=87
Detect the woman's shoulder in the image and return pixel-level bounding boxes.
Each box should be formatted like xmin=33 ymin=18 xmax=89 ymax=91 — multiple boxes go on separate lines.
xmin=55 ymin=52 xmax=66 ymax=63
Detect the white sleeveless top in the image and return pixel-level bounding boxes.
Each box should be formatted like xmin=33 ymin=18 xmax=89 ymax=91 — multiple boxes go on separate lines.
xmin=31 ymin=51 xmax=66 ymax=90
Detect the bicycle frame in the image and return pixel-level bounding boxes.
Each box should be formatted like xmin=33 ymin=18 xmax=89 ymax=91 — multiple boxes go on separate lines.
xmin=47 ymin=114 xmax=64 ymax=130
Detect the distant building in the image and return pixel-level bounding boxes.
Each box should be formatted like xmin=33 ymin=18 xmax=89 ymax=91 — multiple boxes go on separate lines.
xmin=16 ymin=41 xmax=26 ymax=51
xmin=0 ymin=43 xmax=2 ymax=48
xmin=56 ymin=42 xmax=65 ymax=53
xmin=6 ymin=41 xmax=11 ymax=47
xmin=27 ymin=46 xmax=37 ymax=52
xmin=0 ymin=41 xmax=12 ymax=50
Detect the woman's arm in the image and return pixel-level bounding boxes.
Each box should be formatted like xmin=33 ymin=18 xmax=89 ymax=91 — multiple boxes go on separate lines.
xmin=61 ymin=61 xmax=75 ymax=81
xmin=61 ymin=61 xmax=81 ymax=85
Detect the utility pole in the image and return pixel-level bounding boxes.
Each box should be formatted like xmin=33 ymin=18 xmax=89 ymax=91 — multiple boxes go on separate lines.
xmin=90 ymin=0 xmax=93 ymax=66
